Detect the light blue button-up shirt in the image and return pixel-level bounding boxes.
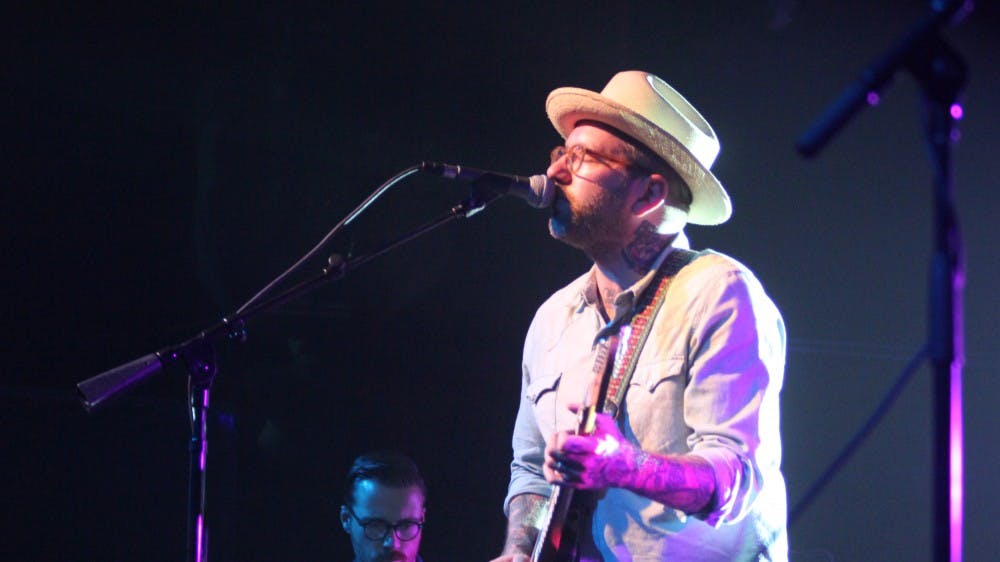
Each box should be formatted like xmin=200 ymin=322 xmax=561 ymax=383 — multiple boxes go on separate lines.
xmin=505 ymin=244 xmax=788 ymax=561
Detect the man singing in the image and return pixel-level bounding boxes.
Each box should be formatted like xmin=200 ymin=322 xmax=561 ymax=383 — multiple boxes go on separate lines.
xmin=492 ymin=71 xmax=787 ymax=561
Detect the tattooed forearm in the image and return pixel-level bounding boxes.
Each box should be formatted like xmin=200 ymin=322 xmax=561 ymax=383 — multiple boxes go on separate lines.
xmin=502 ymin=493 xmax=547 ymax=555
xmin=611 ymin=449 xmax=716 ymax=514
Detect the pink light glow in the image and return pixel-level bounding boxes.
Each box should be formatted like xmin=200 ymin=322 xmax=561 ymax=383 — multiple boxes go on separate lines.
xmin=950 ymin=361 xmax=964 ymax=562
xmin=866 ymin=91 xmax=880 ymax=106
xmin=950 ymin=103 xmax=964 ymax=120
xmin=196 ymin=514 xmax=204 ymax=562
xmin=950 ymin=265 xmax=965 ymax=562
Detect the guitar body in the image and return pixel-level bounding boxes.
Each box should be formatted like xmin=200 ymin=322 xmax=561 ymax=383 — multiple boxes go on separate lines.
xmin=531 ymin=466 xmax=601 ymax=562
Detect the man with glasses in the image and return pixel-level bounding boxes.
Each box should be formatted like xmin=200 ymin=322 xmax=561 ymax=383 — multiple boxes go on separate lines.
xmin=341 ymin=451 xmax=426 ymax=562
xmin=492 ymin=71 xmax=787 ymax=561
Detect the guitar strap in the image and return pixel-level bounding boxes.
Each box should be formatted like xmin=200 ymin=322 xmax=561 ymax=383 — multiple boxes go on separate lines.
xmin=529 ymin=248 xmax=703 ymax=562
xmin=601 ymin=248 xmax=701 ymax=420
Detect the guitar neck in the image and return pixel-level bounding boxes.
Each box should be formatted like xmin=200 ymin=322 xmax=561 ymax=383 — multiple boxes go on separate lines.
xmin=580 ymin=335 xmax=616 ymax=433
xmin=530 ymin=334 xmax=621 ymax=562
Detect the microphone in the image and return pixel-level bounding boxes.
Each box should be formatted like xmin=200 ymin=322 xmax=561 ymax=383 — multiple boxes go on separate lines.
xmin=420 ymin=161 xmax=555 ymax=209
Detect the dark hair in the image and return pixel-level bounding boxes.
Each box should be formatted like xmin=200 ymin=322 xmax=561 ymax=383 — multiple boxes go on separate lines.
xmin=343 ymin=450 xmax=427 ymax=507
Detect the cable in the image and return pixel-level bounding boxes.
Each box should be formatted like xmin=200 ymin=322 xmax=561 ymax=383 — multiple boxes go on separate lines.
xmin=234 ymin=165 xmax=422 ymax=315
xmin=788 ymin=344 xmax=929 ymax=527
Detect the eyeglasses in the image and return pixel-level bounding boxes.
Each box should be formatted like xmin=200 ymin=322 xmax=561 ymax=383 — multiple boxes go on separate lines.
xmin=345 ymin=506 xmax=424 ymax=542
xmin=550 ymin=145 xmax=640 ymax=175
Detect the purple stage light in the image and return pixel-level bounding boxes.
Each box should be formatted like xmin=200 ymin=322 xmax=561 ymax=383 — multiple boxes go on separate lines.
xmin=951 ymin=362 xmax=963 ymax=562
xmin=196 ymin=514 xmax=205 ymax=562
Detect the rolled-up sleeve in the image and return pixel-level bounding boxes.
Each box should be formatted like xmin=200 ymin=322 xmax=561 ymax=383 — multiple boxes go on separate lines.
xmin=504 ymin=369 xmax=552 ymax=515
xmin=682 ymin=265 xmax=785 ymax=527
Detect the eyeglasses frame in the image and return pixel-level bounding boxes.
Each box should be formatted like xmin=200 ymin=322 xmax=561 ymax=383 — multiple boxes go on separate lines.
xmin=550 ymin=144 xmax=650 ymax=177
xmin=344 ymin=505 xmax=424 ymax=542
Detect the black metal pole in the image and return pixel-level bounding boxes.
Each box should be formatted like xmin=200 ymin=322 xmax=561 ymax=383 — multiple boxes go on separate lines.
xmin=188 ymin=378 xmax=212 ymax=562
xmin=913 ymin=36 xmax=967 ymax=562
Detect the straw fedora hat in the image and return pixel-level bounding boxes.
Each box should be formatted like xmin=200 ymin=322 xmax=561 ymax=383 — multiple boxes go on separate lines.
xmin=546 ymin=70 xmax=732 ymax=225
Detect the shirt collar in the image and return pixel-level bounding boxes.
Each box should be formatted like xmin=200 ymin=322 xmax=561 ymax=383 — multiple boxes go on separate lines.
xmin=577 ymin=230 xmax=690 ymax=315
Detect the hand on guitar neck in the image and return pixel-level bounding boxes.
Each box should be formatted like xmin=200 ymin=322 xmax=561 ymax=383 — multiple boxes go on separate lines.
xmin=543 ymin=404 xmax=635 ymax=491
xmin=490 ymin=406 xmax=635 ymax=562
xmin=545 ymin=404 xmax=717 ymax=516
xmin=492 ymin=408 xmax=717 ymax=561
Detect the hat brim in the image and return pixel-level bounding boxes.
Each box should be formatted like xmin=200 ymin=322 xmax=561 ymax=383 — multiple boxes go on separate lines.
xmin=547 ymin=87 xmax=731 ymax=226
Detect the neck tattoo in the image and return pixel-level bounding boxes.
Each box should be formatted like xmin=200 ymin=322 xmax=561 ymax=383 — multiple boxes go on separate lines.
xmin=622 ymin=221 xmax=673 ymax=274
xmin=598 ymin=286 xmax=619 ymax=322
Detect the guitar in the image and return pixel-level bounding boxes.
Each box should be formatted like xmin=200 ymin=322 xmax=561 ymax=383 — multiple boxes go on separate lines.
xmin=531 ymin=333 xmax=621 ymax=562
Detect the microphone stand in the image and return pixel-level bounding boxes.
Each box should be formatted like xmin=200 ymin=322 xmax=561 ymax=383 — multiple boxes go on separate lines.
xmin=795 ymin=2 xmax=970 ymax=561
xmin=914 ymin=35 xmax=967 ymax=562
xmin=76 ymin=180 xmax=505 ymax=562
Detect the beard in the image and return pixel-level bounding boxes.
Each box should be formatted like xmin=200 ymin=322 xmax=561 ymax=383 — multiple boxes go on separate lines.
xmin=548 ymin=183 xmax=631 ymax=258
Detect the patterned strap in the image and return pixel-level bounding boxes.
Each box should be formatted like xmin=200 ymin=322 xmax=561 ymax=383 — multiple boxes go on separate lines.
xmin=602 ymin=249 xmax=700 ymax=419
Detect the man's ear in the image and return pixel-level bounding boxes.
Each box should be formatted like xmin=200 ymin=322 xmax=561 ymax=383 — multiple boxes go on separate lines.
xmin=339 ymin=505 xmax=351 ymax=533
xmin=631 ymin=173 xmax=667 ymax=217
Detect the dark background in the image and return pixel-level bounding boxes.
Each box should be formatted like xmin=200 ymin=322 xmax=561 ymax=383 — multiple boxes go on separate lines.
xmin=3 ymin=1 xmax=998 ymax=560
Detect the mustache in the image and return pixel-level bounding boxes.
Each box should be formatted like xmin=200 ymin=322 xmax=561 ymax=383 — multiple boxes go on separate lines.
xmin=375 ymin=550 xmax=408 ymax=562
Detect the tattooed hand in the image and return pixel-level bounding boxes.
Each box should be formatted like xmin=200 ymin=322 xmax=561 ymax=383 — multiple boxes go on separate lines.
xmin=543 ymin=405 xmax=717 ymax=514
xmin=543 ymin=406 xmax=635 ymax=490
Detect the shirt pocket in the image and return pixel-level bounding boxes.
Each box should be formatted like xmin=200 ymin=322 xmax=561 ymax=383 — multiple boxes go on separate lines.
xmin=526 ymin=372 xmax=562 ymax=404
xmin=625 ymin=357 xmax=688 ymax=452
xmin=629 ymin=356 xmax=686 ymax=394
